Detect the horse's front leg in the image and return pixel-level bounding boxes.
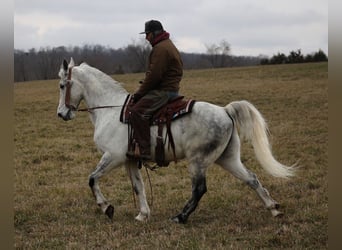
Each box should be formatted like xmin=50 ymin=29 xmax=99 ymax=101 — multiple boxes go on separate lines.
xmin=88 ymin=151 xmax=118 ymax=220
xmin=126 ymin=162 xmax=150 ymax=221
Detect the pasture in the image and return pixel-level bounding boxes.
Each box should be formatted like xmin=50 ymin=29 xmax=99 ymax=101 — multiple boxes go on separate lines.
xmin=14 ymin=62 xmax=327 ymax=249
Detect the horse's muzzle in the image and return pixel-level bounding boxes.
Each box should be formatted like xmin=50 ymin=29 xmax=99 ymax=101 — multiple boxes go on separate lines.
xmin=57 ymin=110 xmax=72 ymax=121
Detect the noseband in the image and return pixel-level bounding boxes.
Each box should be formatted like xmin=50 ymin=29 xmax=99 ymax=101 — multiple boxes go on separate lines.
xmin=64 ymin=67 xmax=122 ymax=112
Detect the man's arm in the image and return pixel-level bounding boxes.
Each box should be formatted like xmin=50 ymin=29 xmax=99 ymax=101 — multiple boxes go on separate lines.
xmin=135 ymin=47 xmax=168 ymax=96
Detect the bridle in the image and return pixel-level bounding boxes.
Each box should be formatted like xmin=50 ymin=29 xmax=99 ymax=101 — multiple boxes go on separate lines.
xmin=64 ymin=67 xmax=75 ymax=111
xmin=64 ymin=66 xmax=122 ymax=112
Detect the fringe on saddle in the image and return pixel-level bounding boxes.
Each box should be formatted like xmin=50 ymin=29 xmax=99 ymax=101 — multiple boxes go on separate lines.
xmin=120 ymin=94 xmax=196 ymax=167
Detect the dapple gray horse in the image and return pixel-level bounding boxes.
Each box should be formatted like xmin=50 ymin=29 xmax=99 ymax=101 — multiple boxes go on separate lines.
xmin=57 ymin=58 xmax=295 ymax=223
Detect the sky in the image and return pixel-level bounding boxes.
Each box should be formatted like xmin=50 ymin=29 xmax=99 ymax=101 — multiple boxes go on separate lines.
xmin=14 ymin=0 xmax=328 ymax=57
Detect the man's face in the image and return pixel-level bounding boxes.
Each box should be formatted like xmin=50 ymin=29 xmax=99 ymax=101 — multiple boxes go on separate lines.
xmin=146 ymin=32 xmax=153 ymax=44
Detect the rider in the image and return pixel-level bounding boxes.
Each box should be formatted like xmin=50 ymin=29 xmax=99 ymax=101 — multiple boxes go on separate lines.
xmin=126 ymin=20 xmax=183 ymax=160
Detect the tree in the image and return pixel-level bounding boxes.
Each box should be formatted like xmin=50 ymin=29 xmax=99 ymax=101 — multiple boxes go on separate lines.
xmin=14 ymin=41 xmax=266 ymax=82
xmin=263 ymin=49 xmax=328 ymax=65
xmin=205 ymin=39 xmax=231 ymax=68
xmin=14 ymin=50 xmax=28 ymax=82
xmin=304 ymin=54 xmax=314 ymax=63
xmin=287 ymin=49 xmax=304 ymax=64
xmin=36 ymin=47 xmax=61 ymax=80
xmin=124 ymin=39 xmax=151 ymax=73
xmin=270 ymin=52 xmax=287 ymax=64
xmin=313 ymin=49 xmax=328 ymax=62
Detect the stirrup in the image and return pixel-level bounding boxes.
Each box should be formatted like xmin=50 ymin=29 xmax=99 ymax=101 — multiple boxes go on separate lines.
xmin=143 ymin=161 xmax=159 ymax=171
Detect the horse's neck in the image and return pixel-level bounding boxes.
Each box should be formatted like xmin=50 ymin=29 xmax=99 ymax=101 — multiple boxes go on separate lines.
xmin=84 ymin=82 xmax=126 ymax=107
xmin=79 ymin=70 xmax=127 ymax=108
xmin=77 ymin=68 xmax=128 ymax=125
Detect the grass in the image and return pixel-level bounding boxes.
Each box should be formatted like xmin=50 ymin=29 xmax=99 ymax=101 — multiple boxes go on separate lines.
xmin=14 ymin=62 xmax=327 ymax=249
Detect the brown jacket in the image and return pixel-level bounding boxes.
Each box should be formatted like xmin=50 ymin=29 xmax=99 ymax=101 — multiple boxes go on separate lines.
xmin=135 ymin=36 xmax=183 ymax=97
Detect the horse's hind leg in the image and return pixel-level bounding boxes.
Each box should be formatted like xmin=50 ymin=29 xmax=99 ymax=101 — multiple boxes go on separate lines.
xmin=233 ymin=164 xmax=283 ymax=217
xmin=216 ymin=131 xmax=283 ymax=217
xmin=88 ymin=152 xmax=118 ymax=220
xmin=171 ymin=163 xmax=208 ymax=224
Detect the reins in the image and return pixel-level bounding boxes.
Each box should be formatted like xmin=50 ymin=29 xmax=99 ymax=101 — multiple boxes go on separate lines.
xmin=65 ymin=66 xmax=123 ymax=112
xmin=77 ymin=105 xmax=123 ymax=112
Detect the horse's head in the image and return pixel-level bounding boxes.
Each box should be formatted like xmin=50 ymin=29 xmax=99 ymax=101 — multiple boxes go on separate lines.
xmin=57 ymin=58 xmax=83 ymax=121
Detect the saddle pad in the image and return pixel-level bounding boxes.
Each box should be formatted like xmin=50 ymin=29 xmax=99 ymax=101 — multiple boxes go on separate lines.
xmin=120 ymin=94 xmax=196 ymax=125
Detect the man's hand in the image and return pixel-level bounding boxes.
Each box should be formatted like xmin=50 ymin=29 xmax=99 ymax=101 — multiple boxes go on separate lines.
xmin=132 ymin=93 xmax=142 ymax=103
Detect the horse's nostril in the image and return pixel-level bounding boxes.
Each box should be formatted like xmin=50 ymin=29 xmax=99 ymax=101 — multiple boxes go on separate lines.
xmin=58 ymin=113 xmax=63 ymax=118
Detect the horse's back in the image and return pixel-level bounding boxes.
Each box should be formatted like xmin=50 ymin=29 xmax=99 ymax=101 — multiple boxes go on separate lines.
xmin=163 ymin=101 xmax=233 ymax=161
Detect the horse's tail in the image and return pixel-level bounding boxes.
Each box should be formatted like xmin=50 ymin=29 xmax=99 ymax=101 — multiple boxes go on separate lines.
xmin=224 ymin=100 xmax=295 ymax=178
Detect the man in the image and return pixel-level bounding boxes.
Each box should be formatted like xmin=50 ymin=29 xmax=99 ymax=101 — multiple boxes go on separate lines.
xmin=126 ymin=20 xmax=183 ymax=160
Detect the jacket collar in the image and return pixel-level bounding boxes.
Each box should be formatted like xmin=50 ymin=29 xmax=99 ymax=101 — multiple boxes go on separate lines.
xmin=151 ymin=31 xmax=170 ymax=46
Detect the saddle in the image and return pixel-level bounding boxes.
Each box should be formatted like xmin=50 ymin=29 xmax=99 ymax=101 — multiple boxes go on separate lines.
xmin=120 ymin=94 xmax=196 ymax=166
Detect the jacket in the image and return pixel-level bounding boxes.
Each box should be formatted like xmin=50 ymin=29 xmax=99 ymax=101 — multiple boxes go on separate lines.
xmin=135 ymin=33 xmax=183 ymax=97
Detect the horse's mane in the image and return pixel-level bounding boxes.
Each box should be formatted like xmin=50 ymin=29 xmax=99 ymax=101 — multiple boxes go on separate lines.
xmin=78 ymin=62 xmax=125 ymax=90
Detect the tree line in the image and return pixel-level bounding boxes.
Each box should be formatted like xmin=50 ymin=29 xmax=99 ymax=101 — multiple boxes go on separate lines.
xmin=14 ymin=39 xmax=327 ymax=82
xmin=14 ymin=39 xmax=260 ymax=82
xmin=260 ymin=49 xmax=328 ymax=65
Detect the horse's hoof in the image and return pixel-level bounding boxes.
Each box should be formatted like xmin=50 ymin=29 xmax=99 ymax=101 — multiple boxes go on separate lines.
xmin=135 ymin=212 xmax=149 ymax=222
xmin=170 ymin=214 xmax=187 ymax=224
xmin=105 ymin=205 xmax=114 ymax=220
xmin=274 ymin=203 xmax=280 ymax=210
xmin=271 ymin=209 xmax=284 ymax=217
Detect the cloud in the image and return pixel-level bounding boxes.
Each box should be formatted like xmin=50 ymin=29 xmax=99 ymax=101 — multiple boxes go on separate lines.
xmin=173 ymin=37 xmax=205 ymax=53
xmin=14 ymin=0 xmax=328 ymax=56
xmin=15 ymin=12 xmax=82 ymax=37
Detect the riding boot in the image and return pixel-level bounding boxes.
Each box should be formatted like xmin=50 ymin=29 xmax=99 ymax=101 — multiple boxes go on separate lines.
xmin=127 ymin=112 xmax=151 ymax=160
xmin=126 ymin=91 xmax=170 ymax=160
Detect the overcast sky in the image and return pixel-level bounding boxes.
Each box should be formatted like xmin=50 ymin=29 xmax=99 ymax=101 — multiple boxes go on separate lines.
xmin=14 ymin=0 xmax=328 ymax=57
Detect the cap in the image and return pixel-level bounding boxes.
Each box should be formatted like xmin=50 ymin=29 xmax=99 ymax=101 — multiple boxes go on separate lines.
xmin=139 ymin=20 xmax=164 ymax=34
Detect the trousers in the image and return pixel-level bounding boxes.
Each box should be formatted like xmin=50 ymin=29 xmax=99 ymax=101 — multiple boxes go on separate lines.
xmin=128 ymin=90 xmax=177 ymax=156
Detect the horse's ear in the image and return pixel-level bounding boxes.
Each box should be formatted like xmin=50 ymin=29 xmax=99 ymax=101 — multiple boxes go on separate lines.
xmin=63 ymin=59 xmax=68 ymax=71
xmin=69 ymin=57 xmax=75 ymax=67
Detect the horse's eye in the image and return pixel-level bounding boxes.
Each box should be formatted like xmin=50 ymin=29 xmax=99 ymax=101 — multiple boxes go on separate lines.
xmin=60 ymin=84 xmax=65 ymax=90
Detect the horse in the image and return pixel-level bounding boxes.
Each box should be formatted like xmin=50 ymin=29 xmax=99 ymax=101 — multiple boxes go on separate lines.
xmin=57 ymin=58 xmax=295 ymax=223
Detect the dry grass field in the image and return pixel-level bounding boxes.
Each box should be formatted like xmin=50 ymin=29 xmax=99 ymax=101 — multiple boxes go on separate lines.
xmin=14 ymin=62 xmax=327 ymax=249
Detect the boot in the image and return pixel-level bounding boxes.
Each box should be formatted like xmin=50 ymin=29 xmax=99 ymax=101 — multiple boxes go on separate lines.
xmin=126 ymin=141 xmax=151 ymax=160
xmin=127 ymin=112 xmax=151 ymax=160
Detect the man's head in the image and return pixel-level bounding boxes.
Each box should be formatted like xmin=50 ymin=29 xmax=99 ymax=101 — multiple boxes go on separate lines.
xmin=140 ymin=20 xmax=164 ymax=35
xmin=140 ymin=20 xmax=165 ymax=45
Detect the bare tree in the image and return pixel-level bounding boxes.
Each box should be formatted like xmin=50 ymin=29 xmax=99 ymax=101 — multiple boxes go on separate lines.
xmin=14 ymin=50 xmax=27 ymax=82
xmin=205 ymin=39 xmax=231 ymax=67
xmin=125 ymin=38 xmax=151 ymax=72
xmin=14 ymin=40 xmax=268 ymax=82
